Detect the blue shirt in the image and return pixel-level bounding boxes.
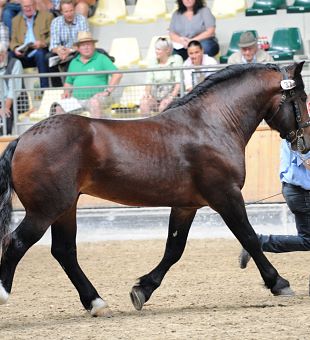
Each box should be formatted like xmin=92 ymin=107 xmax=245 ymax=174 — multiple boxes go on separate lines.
xmin=280 ymin=140 xmax=310 ymax=190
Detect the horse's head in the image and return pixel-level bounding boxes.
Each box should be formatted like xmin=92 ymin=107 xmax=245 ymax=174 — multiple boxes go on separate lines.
xmin=265 ymin=61 xmax=310 ymax=154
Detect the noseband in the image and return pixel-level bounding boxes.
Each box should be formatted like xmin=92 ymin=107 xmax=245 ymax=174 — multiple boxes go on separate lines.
xmin=266 ymin=68 xmax=310 ymax=152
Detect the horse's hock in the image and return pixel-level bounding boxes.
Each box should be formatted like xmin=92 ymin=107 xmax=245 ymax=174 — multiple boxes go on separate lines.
xmin=0 ymin=128 xmax=283 ymax=209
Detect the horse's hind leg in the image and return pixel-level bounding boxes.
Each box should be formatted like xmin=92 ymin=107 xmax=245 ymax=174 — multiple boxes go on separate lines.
xmin=130 ymin=207 xmax=197 ymax=310
xmin=0 ymin=214 xmax=50 ymax=304
xmin=51 ymin=206 xmax=111 ymax=317
xmin=214 ymin=188 xmax=293 ymax=296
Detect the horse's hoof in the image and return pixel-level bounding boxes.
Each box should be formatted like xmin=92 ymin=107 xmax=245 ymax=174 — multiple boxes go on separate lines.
xmin=130 ymin=286 xmax=145 ymax=311
xmin=90 ymin=298 xmax=112 ymax=317
xmin=0 ymin=281 xmax=9 ymax=304
xmin=272 ymin=286 xmax=295 ymax=297
xmin=271 ymin=277 xmax=295 ymax=296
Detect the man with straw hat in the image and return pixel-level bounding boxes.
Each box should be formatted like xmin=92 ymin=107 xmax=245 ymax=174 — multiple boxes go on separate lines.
xmin=54 ymin=31 xmax=122 ymax=118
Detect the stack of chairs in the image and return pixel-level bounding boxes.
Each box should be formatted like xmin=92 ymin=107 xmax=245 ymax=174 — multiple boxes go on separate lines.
xmin=245 ymin=0 xmax=287 ymax=16
xmin=268 ymin=27 xmax=304 ymax=61
xmin=286 ymin=0 xmax=310 ymax=13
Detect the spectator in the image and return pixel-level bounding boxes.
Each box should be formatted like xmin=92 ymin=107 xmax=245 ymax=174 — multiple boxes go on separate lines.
xmin=183 ymin=40 xmax=217 ymax=92
xmin=0 ymin=42 xmax=24 ymax=135
xmin=10 ymin=0 xmax=53 ymax=89
xmin=169 ymin=0 xmax=219 ymax=61
xmin=55 ymin=31 xmax=122 ymax=118
xmin=0 ymin=0 xmax=5 ymax=18
xmin=228 ymin=31 xmax=274 ymax=64
xmin=75 ymin=0 xmax=97 ymax=18
xmin=239 ymin=137 xmax=310 ymax=269
xmin=0 ymin=19 xmax=9 ymax=50
xmin=38 ymin=0 xmax=96 ymax=18
xmin=48 ymin=0 xmax=90 ymax=85
xmin=140 ymin=37 xmax=183 ymax=115
xmin=2 ymin=0 xmax=21 ymax=37
xmin=35 ymin=0 xmax=61 ymax=16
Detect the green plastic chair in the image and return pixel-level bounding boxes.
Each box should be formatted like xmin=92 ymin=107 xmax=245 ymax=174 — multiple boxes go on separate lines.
xmin=287 ymin=0 xmax=310 ymax=13
xmin=245 ymin=0 xmax=286 ymax=16
xmin=267 ymin=27 xmax=304 ymax=61
xmin=219 ymin=30 xmax=258 ymax=64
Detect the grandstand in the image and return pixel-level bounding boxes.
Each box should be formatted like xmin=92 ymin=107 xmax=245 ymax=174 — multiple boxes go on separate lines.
xmin=91 ymin=0 xmax=310 ymax=64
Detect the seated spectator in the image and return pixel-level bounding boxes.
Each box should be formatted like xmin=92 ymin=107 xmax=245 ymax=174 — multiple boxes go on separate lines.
xmin=2 ymin=0 xmax=21 ymax=37
xmin=48 ymin=0 xmax=90 ymax=86
xmin=0 ymin=0 xmax=5 ymax=18
xmin=35 ymin=0 xmax=61 ymax=16
xmin=228 ymin=31 xmax=274 ymax=64
xmin=54 ymin=32 xmax=122 ymax=118
xmin=0 ymin=19 xmax=9 ymax=50
xmin=75 ymin=0 xmax=97 ymax=18
xmin=0 ymin=42 xmax=24 ymax=135
xmin=10 ymin=0 xmax=53 ymax=89
xmin=140 ymin=37 xmax=183 ymax=115
xmin=183 ymin=40 xmax=217 ymax=92
xmin=169 ymin=0 xmax=219 ymax=61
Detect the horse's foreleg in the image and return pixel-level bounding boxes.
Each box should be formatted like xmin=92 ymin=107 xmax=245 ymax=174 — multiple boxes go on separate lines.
xmin=0 ymin=215 xmax=50 ymax=304
xmin=130 ymin=207 xmax=197 ymax=311
xmin=215 ymin=189 xmax=293 ymax=296
xmin=51 ymin=207 xmax=111 ymax=317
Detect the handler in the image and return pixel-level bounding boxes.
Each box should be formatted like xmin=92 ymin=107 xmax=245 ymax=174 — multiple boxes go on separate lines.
xmin=239 ymin=137 xmax=310 ymax=268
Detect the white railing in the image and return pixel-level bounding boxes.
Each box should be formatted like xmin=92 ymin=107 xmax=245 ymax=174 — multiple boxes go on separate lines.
xmin=1 ymin=60 xmax=310 ymax=136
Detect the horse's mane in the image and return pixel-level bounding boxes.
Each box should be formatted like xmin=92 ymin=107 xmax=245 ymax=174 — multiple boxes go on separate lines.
xmin=166 ymin=63 xmax=281 ymax=111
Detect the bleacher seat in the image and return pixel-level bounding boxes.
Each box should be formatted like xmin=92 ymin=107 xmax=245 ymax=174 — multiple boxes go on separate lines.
xmin=109 ymin=37 xmax=141 ymax=69
xmin=138 ymin=35 xmax=169 ymax=67
xmin=88 ymin=0 xmax=127 ymax=26
xmin=219 ymin=30 xmax=258 ymax=64
xmin=234 ymin=0 xmax=247 ymax=12
xmin=211 ymin=0 xmax=238 ymax=18
xmin=287 ymin=0 xmax=310 ymax=13
xmin=164 ymin=4 xmax=177 ymax=20
xmin=268 ymin=27 xmax=304 ymax=61
xmin=245 ymin=0 xmax=287 ymax=16
xmin=125 ymin=0 xmax=167 ymax=23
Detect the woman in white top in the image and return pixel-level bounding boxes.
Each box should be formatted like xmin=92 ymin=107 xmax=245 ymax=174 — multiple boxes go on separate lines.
xmin=183 ymin=40 xmax=217 ymax=92
xmin=140 ymin=37 xmax=183 ymax=115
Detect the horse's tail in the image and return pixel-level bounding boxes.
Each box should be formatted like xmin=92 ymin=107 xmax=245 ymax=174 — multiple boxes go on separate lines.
xmin=0 ymin=138 xmax=19 ymax=246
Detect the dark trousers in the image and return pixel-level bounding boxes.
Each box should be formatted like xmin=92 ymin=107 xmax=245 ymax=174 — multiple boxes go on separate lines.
xmin=260 ymin=182 xmax=310 ymax=252
xmin=11 ymin=49 xmax=50 ymax=88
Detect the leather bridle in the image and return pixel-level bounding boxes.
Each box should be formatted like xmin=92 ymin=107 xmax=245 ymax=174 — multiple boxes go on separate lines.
xmin=265 ymin=67 xmax=310 ymax=152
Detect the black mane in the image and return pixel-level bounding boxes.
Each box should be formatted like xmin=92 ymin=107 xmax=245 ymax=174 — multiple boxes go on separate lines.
xmin=166 ymin=63 xmax=280 ymax=110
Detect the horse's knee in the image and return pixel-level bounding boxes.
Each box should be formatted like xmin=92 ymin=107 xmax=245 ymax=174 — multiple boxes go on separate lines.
xmin=51 ymin=244 xmax=76 ymax=264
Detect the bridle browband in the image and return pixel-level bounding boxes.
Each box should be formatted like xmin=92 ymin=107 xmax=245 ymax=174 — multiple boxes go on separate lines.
xmin=266 ymin=67 xmax=310 ymax=152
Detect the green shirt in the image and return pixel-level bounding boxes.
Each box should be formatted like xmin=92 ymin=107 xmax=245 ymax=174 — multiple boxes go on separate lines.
xmin=66 ymin=50 xmax=118 ymax=99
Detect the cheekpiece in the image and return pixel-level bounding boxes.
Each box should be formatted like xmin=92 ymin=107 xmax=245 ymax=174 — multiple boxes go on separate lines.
xmin=280 ymin=79 xmax=296 ymax=90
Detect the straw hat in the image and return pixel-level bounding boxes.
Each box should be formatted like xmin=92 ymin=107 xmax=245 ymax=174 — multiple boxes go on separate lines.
xmin=74 ymin=32 xmax=98 ymax=46
xmin=238 ymin=31 xmax=257 ymax=48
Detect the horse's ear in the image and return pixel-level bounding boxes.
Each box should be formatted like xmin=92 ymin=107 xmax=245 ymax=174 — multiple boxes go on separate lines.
xmin=294 ymin=61 xmax=305 ymax=76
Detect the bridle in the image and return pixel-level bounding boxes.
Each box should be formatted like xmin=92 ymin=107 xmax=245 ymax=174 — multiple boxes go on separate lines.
xmin=265 ymin=67 xmax=310 ymax=152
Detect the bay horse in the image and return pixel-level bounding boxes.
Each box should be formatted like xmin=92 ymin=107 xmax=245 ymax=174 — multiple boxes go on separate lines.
xmin=0 ymin=62 xmax=309 ymax=317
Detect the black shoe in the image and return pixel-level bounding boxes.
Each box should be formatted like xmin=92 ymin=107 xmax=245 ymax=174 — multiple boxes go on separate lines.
xmin=239 ymin=248 xmax=251 ymax=269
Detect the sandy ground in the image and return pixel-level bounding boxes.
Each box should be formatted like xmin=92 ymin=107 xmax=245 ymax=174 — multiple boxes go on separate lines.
xmin=1 ymin=238 xmax=310 ymax=340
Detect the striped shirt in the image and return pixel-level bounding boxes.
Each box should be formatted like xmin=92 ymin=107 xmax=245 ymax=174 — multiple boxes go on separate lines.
xmin=49 ymin=14 xmax=90 ymax=51
xmin=0 ymin=22 xmax=9 ymax=50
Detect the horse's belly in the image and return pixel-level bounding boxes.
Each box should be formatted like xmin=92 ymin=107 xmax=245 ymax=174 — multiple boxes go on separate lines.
xmin=83 ymin=180 xmax=205 ymax=208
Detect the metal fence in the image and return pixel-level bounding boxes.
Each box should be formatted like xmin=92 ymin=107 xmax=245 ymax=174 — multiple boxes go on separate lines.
xmin=1 ymin=60 xmax=310 ymax=136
